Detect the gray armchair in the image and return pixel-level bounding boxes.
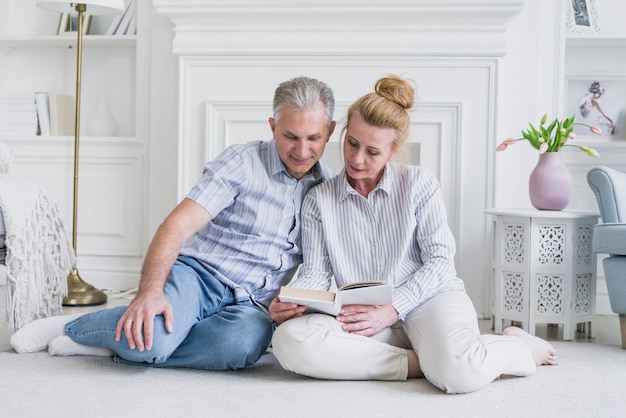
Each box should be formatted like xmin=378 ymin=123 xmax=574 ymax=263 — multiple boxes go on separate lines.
xmin=587 ymin=166 xmax=626 ymax=349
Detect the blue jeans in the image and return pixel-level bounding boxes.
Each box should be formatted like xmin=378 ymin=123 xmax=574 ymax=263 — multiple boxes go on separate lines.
xmin=65 ymin=256 xmax=274 ymax=370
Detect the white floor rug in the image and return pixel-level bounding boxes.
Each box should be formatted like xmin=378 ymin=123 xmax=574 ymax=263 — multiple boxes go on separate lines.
xmin=1 ymin=331 xmax=625 ymax=417
xmin=1 ymin=284 xmax=624 ymax=418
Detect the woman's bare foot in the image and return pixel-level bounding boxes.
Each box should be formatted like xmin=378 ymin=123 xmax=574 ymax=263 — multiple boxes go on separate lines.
xmin=407 ymin=349 xmax=424 ymax=378
xmin=503 ymin=326 xmax=558 ymax=366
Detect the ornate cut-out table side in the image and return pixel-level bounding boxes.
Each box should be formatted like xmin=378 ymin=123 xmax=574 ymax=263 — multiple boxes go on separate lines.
xmin=485 ymin=208 xmax=599 ymax=340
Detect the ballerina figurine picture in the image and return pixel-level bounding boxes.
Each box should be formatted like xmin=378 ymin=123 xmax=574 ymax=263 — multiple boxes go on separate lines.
xmin=577 ymin=81 xmax=616 ymax=135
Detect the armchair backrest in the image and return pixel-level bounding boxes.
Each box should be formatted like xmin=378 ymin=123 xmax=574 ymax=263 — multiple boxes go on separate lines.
xmin=587 ymin=166 xmax=626 ymax=224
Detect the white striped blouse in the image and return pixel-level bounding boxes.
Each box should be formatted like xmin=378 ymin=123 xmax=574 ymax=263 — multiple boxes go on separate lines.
xmin=289 ymin=162 xmax=465 ymax=318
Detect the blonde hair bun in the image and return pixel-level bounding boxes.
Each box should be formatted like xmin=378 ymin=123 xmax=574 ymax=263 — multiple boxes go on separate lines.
xmin=374 ymin=75 xmax=414 ymax=110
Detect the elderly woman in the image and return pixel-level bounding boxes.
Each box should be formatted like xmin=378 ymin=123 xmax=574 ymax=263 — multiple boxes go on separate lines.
xmin=268 ymin=75 xmax=557 ymax=394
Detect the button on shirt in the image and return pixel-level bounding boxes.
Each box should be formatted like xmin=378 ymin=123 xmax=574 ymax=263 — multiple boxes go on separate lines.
xmin=180 ymin=140 xmax=334 ymax=307
xmin=289 ymin=162 xmax=465 ymax=319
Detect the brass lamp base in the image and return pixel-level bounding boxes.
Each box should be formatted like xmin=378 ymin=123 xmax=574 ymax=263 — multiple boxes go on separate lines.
xmin=63 ymin=267 xmax=108 ymax=306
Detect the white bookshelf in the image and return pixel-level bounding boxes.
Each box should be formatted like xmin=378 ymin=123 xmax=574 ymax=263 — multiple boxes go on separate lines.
xmin=0 ymin=35 xmax=137 ymax=48
xmin=566 ymin=33 xmax=626 ymax=49
xmin=0 ymin=0 xmax=148 ymax=291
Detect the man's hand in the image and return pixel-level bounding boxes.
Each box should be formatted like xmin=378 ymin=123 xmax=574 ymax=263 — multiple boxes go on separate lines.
xmin=114 ymin=198 xmax=211 ymax=352
xmin=268 ymin=296 xmax=307 ymax=325
xmin=115 ymin=289 xmax=174 ymax=352
xmin=335 ymin=304 xmax=398 ymax=337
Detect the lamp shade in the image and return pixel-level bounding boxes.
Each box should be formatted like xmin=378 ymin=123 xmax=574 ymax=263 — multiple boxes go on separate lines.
xmin=37 ymin=0 xmax=125 ymax=15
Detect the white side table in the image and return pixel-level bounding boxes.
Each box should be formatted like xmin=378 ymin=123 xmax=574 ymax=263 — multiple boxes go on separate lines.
xmin=485 ymin=208 xmax=599 ymax=340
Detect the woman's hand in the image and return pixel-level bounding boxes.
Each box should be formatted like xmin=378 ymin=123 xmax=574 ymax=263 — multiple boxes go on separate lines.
xmin=335 ymin=303 xmax=399 ymax=336
xmin=268 ymin=296 xmax=307 ymax=325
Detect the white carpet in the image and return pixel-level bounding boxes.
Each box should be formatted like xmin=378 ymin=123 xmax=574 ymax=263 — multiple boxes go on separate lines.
xmin=1 ymin=334 xmax=625 ymax=417
xmin=1 ymin=294 xmax=625 ymax=417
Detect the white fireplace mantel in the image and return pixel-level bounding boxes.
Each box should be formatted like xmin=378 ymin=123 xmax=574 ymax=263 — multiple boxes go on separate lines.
xmin=154 ymin=0 xmax=523 ymax=57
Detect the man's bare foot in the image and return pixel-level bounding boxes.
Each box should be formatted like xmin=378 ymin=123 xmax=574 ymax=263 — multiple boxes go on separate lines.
xmin=503 ymin=326 xmax=558 ymax=366
xmin=407 ymin=349 xmax=424 ymax=378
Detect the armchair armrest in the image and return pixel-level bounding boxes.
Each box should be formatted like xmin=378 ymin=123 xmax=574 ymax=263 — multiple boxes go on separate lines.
xmin=593 ymin=223 xmax=626 ymax=256
xmin=587 ymin=166 xmax=626 ymax=224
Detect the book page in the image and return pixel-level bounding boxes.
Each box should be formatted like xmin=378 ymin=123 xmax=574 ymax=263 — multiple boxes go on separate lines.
xmin=337 ymin=280 xmax=387 ymax=291
xmin=337 ymin=283 xmax=392 ymax=307
xmin=279 ymin=286 xmax=335 ymax=302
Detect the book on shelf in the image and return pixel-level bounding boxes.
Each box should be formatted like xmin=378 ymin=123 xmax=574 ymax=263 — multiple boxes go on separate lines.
xmin=0 ymin=91 xmax=37 ymax=102
xmin=35 ymin=92 xmax=51 ymax=136
xmin=117 ymin=0 xmax=135 ymax=35
xmin=33 ymin=93 xmax=74 ymax=137
xmin=48 ymin=94 xmax=74 ymax=136
xmin=105 ymin=10 xmax=124 ymax=35
xmin=0 ymin=92 xmax=38 ymax=136
xmin=279 ymin=281 xmax=392 ymax=316
xmin=126 ymin=9 xmax=137 ymax=35
xmin=106 ymin=0 xmax=135 ymax=36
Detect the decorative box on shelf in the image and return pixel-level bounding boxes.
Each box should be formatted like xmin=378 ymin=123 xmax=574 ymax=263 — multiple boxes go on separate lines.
xmin=485 ymin=208 xmax=599 ymax=340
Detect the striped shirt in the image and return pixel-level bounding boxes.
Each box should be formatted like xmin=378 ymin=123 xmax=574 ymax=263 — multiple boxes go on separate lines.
xmin=180 ymin=140 xmax=334 ymax=307
xmin=289 ymin=162 xmax=465 ymax=318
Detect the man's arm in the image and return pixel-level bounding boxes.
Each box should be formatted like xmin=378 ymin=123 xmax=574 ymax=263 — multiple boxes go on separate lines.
xmin=115 ymin=198 xmax=212 ymax=352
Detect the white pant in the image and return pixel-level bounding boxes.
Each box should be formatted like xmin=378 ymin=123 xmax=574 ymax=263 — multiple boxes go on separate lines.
xmin=272 ymin=290 xmax=536 ymax=393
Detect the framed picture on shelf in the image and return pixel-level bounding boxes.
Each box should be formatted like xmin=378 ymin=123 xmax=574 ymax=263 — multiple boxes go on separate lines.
xmin=565 ymin=77 xmax=626 ymax=139
xmin=565 ymin=0 xmax=599 ymax=34
xmin=58 ymin=13 xmax=92 ymax=35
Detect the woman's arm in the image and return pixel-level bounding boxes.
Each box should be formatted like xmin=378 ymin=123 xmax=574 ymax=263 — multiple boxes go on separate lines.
xmin=392 ymin=170 xmax=459 ymax=318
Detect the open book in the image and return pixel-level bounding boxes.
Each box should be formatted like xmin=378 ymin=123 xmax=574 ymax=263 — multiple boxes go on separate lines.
xmin=279 ymin=281 xmax=392 ymax=316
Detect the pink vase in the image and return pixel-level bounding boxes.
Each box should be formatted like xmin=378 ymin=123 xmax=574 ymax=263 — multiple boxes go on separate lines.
xmin=528 ymin=152 xmax=572 ymax=211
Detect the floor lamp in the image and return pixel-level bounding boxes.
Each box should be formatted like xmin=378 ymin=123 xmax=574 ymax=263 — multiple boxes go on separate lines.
xmin=37 ymin=0 xmax=125 ymax=306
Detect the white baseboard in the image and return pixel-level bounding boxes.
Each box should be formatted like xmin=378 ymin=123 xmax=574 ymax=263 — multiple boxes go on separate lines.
xmin=596 ymin=276 xmax=613 ymax=316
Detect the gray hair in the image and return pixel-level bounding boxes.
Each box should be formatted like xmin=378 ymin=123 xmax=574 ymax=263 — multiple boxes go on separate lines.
xmin=272 ymin=76 xmax=335 ymax=127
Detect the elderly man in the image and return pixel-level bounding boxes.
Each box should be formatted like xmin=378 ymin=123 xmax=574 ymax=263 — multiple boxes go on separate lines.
xmin=12 ymin=76 xmax=336 ymax=371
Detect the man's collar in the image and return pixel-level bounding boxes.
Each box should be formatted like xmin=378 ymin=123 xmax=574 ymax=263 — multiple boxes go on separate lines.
xmin=265 ymin=140 xmax=286 ymax=177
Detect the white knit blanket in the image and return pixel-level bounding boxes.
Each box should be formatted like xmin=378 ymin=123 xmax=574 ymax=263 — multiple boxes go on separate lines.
xmin=0 ymin=174 xmax=75 ymax=330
